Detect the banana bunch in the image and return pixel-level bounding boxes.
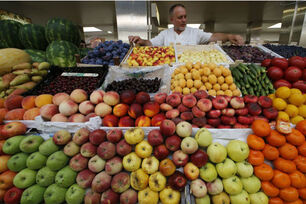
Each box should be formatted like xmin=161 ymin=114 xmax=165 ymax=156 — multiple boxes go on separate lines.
xmin=0 ymin=62 xmax=50 ymax=98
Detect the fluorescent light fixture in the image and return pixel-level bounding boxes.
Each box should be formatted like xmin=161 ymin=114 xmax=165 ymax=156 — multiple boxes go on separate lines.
xmin=268 ymin=23 xmax=282 ymax=29
xmin=107 ymin=31 xmax=112 ymax=34
xmin=168 ymin=24 xmax=201 ymax=28
xmin=83 ymin=27 xmax=102 ymax=32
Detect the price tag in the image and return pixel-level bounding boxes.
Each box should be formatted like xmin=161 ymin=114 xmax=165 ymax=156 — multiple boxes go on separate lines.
xmin=61 ymin=72 xmax=99 ymax=77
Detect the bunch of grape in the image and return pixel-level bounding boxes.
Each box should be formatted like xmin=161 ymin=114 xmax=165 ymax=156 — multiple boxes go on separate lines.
xmin=82 ymin=40 xmax=130 ymax=66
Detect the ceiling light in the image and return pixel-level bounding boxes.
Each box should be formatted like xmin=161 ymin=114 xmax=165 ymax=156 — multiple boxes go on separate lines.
xmin=107 ymin=31 xmax=112 ymax=34
xmin=167 ymin=24 xmax=201 ymax=29
xmin=268 ymin=23 xmax=282 ymax=29
xmin=83 ymin=27 xmax=102 ymax=32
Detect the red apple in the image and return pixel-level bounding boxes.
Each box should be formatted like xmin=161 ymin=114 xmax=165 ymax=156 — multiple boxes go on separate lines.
xmin=153 ymin=144 xmax=169 ymax=160
xmin=160 ymin=119 xmax=176 ymax=137
xmin=106 ymin=129 xmax=122 ymax=143
xmin=190 ymin=149 xmax=208 ymax=168
xmin=89 ymin=129 xmax=106 ymax=145
xmin=165 ymin=135 xmax=181 ymax=152
xmin=147 ymin=129 xmax=164 ymax=146
xmin=167 ymin=171 xmax=187 ymax=191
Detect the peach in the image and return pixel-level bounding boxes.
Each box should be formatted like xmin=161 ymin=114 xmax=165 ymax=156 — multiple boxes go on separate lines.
xmin=192 ymin=106 xmax=205 ymax=118
xmin=135 ymin=115 xmax=151 ymax=127
xmin=192 ymin=117 xmax=207 ymax=127
xmin=177 ymin=104 xmax=191 ymax=113
xmin=135 ymin=92 xmax=150 ymax=104
xmin=0 ymin=108 xmax=8 ymax=121
xmin=59 ymin=99 xmax=78 ymax=116
xmin=143 ymin=102 xmax=160 ymax=117
xmin=68 ymin=113 xmax=86 ymax=122
xmin=128 ymin=103 xmax=143 ymax=119
xmin=95 ymin=102 xmax=112 ymax=117
xmin=70 ymin=89 xmax=88 ymax=103
xmin=40 ymin=104 xmax=59 ymax=121
xmin=166 ymin=109 xmax=180 ymax=119
xmin=102 ymin=115 xmax=119 ymax=127
xmin=103 ymin=91 xmax=120 ymax=106
xmin=51 ymin=113 xmax=68 ymax=122
xmin=194 ymin=90 xmax=208 ymax=100
xmin=113 ymin=103 xmax=129 ymax=117
xmin=160 ymin=103 xmax=173 ymax=112
xmin=84 ymin=113 xmax=98 ymax=121
xmin=151 ymin=113 xmax=166 ymax=126
xmin=21 ymin=96 xmax=36 ymax=110
xmin=172 ymin=91 xmax=183 ymax=98
xmin=120 ymin=90 xmax=136 ymax=104
xmin=197 ymin=98 xmax=212 ymax=112
xmin=52 ymin=93 xmax=70 ymax=106
xmin=23 ymin=108 xmax=40 ymax=120
xmin=35 ymin=94 xmax=53 ymax=108
xmin=4 ymin=95 xmax=23 ymax=110
xmin=79 ymin=100 xmax=95 ymax=115
xmin=154 ymin=93 xmax=167 ymax=104
xmin=182 ymin=94 xmax=197 ymax=108
xmin=118 ymin=116 xmax=135 ymax=127
xmin=4 ymin=109 xmax=25 ymax=120
xmin=90 ymin=90 xmax=105 ymax=104
xmin=166 ymin=94 xmax=181 ymax=107
xmin=180 ymin=112 xmax=193 ymax=121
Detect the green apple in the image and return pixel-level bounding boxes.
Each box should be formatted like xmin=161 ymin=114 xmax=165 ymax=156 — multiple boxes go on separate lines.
xmin=55 ymin=166 xmax=77 ymax=188
xmin=236 ymin=161 xmax=254 ymax=178
xmin=212 ymin=192 xmax=230 ymax=204
xmin=7 ymin=152 xmax=29 ymax=172
xmin=216 ymin=158 xmax=237 ymax=179
xmin=230 ymin=190 xmax=250 ymax=204
xmin=46 ymin=151 xmax=69 ymax=171
xmin=20 ymin=184 xmax=46 ymax=204
xmin=249 ymin=192 xmax=268 ymax=204
xmin=26 ymin=152 xmax=47 ymax=170
xmin=222 ymin=176 xmax=243 ymax=195
xmin=226 ymin=140 xmax=249 ymax=162
xmin=65 ymin=184 xmax=85 ymax=204
xmin=39 ymin=138 xmax=60 ymax=156
xmin=200 ymin=162 xmax=217 ymax=182
xmin=195 ymin=128 xmax=212 ymax=147
xmin=195 ymin=194 xmax=210 ymax=204
xmin=36 ymin=167 xmax=57 ymax=187
xmin=3 ymin=135 xmax=25 ymax=154
xmin=241 ymin=176 xmax=261 ymax=194
xmin=13 ymin=168 xmax=37 ymax=189
xmin=19 ymin=135 xmax=44 ymax=153
xmin=207 ymin=142 xmax=227 ymax=163
xmin=44 ymin=183 xmax=67 ymax=204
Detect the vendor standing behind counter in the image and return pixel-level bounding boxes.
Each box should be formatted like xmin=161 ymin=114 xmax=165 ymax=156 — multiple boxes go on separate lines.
xmin=129 ymin=4 xmax=244 ymax=46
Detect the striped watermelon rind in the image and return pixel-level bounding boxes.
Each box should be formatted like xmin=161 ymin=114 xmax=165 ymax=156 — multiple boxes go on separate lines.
xmin=46 ymin=40 xmax=79 ymax=68
xmin=19 ymin=24 xmax=48 ymax=50
xmin=0 ymin=20 xmax=24 ymax=49
xmin=24 ymin=49 xmax=46 ymax=62
xmin=45 ymin=18 xmax=81 ymax=46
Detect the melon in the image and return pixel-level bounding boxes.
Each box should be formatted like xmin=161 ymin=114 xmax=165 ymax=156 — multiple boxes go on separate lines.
xmin=0 ymin=20 xmax=24 ymax=48
xmin=19 ymin=24 xmax=48 ymax=50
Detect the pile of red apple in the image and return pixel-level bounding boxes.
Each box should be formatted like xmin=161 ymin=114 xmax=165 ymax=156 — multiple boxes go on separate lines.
xmin=262 ymin=56 xmax=305 ymax=92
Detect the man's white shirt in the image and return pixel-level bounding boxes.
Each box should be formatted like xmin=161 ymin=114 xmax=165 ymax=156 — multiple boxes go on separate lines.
xmin=150 ymin=27 xmax=212 ymax=46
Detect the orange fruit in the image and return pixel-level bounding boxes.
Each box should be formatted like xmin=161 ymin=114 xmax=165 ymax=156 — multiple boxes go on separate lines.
xmin=247 ymin=134 xmax=265 ymax=150
xmin=279 ymin=143 xmax=298 ymax=160
xmin=274 ymin=157 xmax=296 ymax=174
xmin=279 ymin=187 xmax=299 ymax=202
xmin=248 ymin=150 xmax=264 ymax=166
xmin=298 ymin=142 xmax=306 ymax=157
xmin=272 ymin=170 xmax=291 ymax=189
xmin=283 ymin=199 xmax=303 ymax=204
xmin=295 ymin=120 xmax=306 ymax=135
xmin=298 ymin=187 xmax=306 ymax=200
xmin=293 ymin=156 xmax=306 ymax=174
xmin=267 ymin=130 xmax=286 ymax=147
xmin=254 ymin=163 xmax=274 ymax=181
xmin=263 ymin=144 xmax=279 ymax=160
xmin=261 ymin=181 xmax=280 ymax=197
xmin=286 ymin=129 xmax=305 ymax=146
xmin=251 ymin=120 xmax=271 ymax=137
xmin=289 ymin=171 xmax=306 ymax=189
xmin=269 ymin=197 xmax=284 ymax=204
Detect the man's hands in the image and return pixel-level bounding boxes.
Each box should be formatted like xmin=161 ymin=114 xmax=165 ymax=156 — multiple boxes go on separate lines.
xmin=228 ymin=34 xmax=244 ymax=45
xmin=128 ymin=36 xmax=152 ymax=46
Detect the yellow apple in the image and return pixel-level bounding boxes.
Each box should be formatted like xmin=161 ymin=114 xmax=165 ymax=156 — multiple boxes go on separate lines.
xmin=135 ymin=141 xmax=153 ymax=159
xmin=149 ymin=172 xmax=166 ymax=192
xmin=123 ymin=152 xmax=142 ymax=172
xmin=142 ymin=156 xmax=159 ymax=174
xmin=138 ymin=187 xmax=159 ymax=204
xmin=159 ymin=187 xmax=180 ymax=204
xmin=124 ymin=128 xmax=144 ymax=145
xmin=131 ymin=169 xmax=149 ymax=191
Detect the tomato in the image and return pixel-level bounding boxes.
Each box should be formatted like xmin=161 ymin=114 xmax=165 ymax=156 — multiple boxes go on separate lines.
xmin=285 ymin=66 xmax=302 ymax=82
xmin=262 ymin=59 xmax=272 ymax=67
xmin=303 ymin=69 xmax=306 ymax=81
xmin=274 ymin=79 xmax=292 ymax=89
xmin=271 ymin=58 xmax=289 ymax=70
xmin=268 ymin=66 xmax=284 ymax=81
xmin=289 ymin=56 xmax=305 ymax=69
xmin=292 ymin=80 xmax=306 ymax=93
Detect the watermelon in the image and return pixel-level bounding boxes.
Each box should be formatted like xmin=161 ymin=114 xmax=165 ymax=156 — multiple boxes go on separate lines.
xmin=0 ymin=20 xmax=24 ymax=48
xmin=25 ymin=49 xmax=46 ymax=62
xmin=19 ymin=24 xmax=48 ymax=50
xmin=46 ymin=40 xmax=79 ymax=67
xmin=45 ymin=18 xmax=81 ymax=46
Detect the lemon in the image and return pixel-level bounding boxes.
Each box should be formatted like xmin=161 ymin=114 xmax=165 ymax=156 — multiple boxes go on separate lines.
xmin=285 ymin=104 xmax=299 ymax=117
xmin=217 ymin=76 xmax=225 ymax=84
xmin=186 ymin=79 xmax=194 ymax=88
xmin=194 ymin=80 xmax=202 ymax=89
xmin=216 ymin=90 xmax=224 ymax=95
xmin=288 ymin=93 xmax=305 ymax=106
xmin=203 ymin=68 xmax=211 ymax=76
xmin=213 ymin=68 xmax=222 ymax=77
xmin=273 ymin=98 xmax=287 ymax=110
xmin=221 ymin=83 xmax=229 ymax=91
xmin=277 ymin=111 xmax=290 ymax=121
xmin=291 ymin=115 xmax=304 ymax=124
xmin=177 ymin=73 xmax=184 ymax=80
xmin=225 ymin=76 xmax=233 ymax=84
xmin=179 ymin=79 xmax=186 ymax=88
xmin=205 ymin=82 xmax=212 ymax=90
xmin=180 ymin=67 xmax=188 ymax=74
xmin=199 ymin=86 xmax=207 ymax=91
xmin=222 ymin=68 xmax=231 ymax=77
xmin=268 ymin=93 xmax=276 ymax=100
xmin=174 ymin=86 xmax=182 ymax=93
xmin=275 ymin=87 xmax=291 ymax=99
xmin=190 ymin=87 xmax=197 ymax=93
xmin=201 ymin=76 xmax=208 ymax=83
xmin=224 ymin=90 xmax=233 ymax=97
xmin=290 ymin=88 xmax=302 ymax=95
xmin=299 ymin=105 xmax=306 ymax=117
xmin=208 ymin=75 xmax=217 ymax=84
xmin=232 ymin=89 xmax=241 ymax=96
xmin=213 ymin=84 xmax=221 ymax=91
xmin=208 ymin=89 xmax=216 ymax=96
xmin=185 ymin=73 xmax=192 ymax=80
xmin=229 ymin=83 xmax=237 ymax=91
xmin=182 ymin=87 xmax=190 ymax=95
